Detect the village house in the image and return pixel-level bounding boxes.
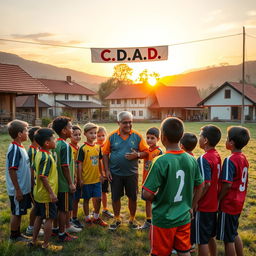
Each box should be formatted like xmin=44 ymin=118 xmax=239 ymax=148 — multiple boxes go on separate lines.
xmin=198 ymin=81 xmax=256 ymax=121
xmin=0 ymin=63 xmax=51 ymax=124
xmin=105 ymin=83 xmax=202 ymax=120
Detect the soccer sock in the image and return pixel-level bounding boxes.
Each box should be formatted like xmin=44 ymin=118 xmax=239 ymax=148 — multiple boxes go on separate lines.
xmin=28 ymin=225 xmax=34 ymax=229
xmin=146 ymin=218 xmax=152 ymax=223
xmin=93 ymin=213 xmax=99 ymax=219
xmin=10 ymin=230 xmax=19 ymax=238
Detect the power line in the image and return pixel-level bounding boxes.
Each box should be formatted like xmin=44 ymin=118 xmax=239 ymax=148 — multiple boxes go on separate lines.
xmin=0 ymin=33 xmax=242 ymax=49
xmin=246 ymin=34 xmax=256 ymax=39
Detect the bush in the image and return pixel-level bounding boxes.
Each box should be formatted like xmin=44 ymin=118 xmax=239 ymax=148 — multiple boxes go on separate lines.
xmin=41 ymin=117 xmax=52 ymax=127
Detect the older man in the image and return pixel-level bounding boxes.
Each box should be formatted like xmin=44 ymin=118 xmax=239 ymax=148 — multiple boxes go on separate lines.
xmin=103 ymin=111 xmax=148 ymax=230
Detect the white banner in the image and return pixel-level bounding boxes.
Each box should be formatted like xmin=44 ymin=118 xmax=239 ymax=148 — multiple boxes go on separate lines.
xmin=91 ymin=46 xmax=168 ymax=63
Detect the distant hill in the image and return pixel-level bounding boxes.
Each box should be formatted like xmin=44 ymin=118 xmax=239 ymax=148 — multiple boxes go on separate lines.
xmin=1 ymin=51 xmax=255 ymax=93
xmin=160 ymin=61 xmax=256 ymax=89
xmin=0 ymin=51 xmax=109 ymax=91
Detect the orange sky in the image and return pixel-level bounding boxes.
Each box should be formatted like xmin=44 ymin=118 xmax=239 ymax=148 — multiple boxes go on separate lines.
xmin=0 ymin=0 xmax=256 ymax=78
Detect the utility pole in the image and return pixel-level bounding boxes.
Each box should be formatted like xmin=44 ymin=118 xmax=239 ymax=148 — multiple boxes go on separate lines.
xmin=241 ymin=26 xmax=245 ymax=124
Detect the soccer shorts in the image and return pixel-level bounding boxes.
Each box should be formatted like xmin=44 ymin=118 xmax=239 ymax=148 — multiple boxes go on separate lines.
xmin=150 ymin=223 xmax=191 ymax=255
xmin=35 ymin=201 xmax=57 ymax=219
xmin=82 ymin=182 xmax=102 ymax=199
xmin=216 ymin=212 xmax=240 ymax=243
xmin=191 ymin=211 xmax=217 ymax=245
xmin=9 ymin=193 xmax=32 ymax=216
xmin=110 ymin=173 xmax=138 ymax=202
xmin=57 ymin=192 xmax=73 ymax=212
xmin=102 ymin=179 xmax=109 ymax=193
xmin=73 ymin=186 xmax=82 ymax=200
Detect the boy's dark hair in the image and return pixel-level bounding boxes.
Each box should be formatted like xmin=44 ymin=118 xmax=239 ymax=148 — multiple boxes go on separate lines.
xmin=7 ymin=119 xmax=28 ymax=139
xmin=180 ymin=133 xmax=198 ymax=151
xmin=52 ymin=116 xmax=71 ymax=136
xmin=227 ymin=126 xmax=250 ymax=150
xmin=34 ymin=128 xmax=55 ymax=147
xmin=161 ymin=117 xmax=184 ymax=143
xmin=201 ymin=125 xmax=221 ymax=147
xmin=72 ymin=125 xmax=81 ymax=132
xmin=146 ymin=127 xmax=160 ymax=139
xmin=28 ymin=126 xmax=41 ymax=142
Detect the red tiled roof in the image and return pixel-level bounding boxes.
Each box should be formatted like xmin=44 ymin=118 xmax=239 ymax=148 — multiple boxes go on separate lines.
xmin=39 ymin=78 xmax=96 ymax=95
xmin=0 ymin=63 xmax=51 ymax=94
xmin=198 ymin=81 xmax=256 ymax=105
xmin=105 ymin=83 xmax=154 ymax=99
xmin=152 ymin=86 xmax=202 ymax=108
xmin=16 ymin=96 xmax=51 ymax=108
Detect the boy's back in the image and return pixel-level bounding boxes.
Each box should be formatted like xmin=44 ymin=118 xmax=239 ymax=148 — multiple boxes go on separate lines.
xmin=219 ymin=152 xmax=249 ymax=215
xmin=6 ymin=142 xmax=31 ymax=196
xmin=197 ymin=148 xmax=221 ymax=212
xmin=143 ymin=150 xmax=203 ymax=228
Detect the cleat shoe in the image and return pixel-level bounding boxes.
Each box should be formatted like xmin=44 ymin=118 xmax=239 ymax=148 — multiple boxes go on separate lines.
xmin=109 ymin=219 xmax=121 ymax=230
xmin=58 ymin=232 xmax=77 ymax=242
xmin=51 ymin=228 xmax=59 ymax=237
xmin=71 ymin=218 xmax=84 ymax=229
xmin=139 ymin=220 xmax=151 ymax=230
xmin=92 ymin=217 xmax=108 ymax=227
xmin=128 ymin=220 xmax=139 ymax=230
xmin=66 ymin=232 xmax=78 ymax=239
xmin=41 ymin=243 xmax=63 ymax=252
xmin=172 ymin=249 xmax=178 ymax=254
xmin=65 ymin=225 xmax=82 ymax=233
xmin=10 ymin=234 xmax=31 ymax=243
xmin=26 ymin=226 xmax=44 ymax=236
xmin=102 ymin=209 xmax=114 ymax=218
xmin=85 ymin=218 xmax=92 ymax=225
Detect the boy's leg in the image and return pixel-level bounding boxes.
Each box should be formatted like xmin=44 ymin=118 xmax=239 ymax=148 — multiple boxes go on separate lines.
xmin=72 ymin=199 xmax=80 ymax=218
xmin=208 ymin=237 xmax=217 ymax=256
xmin=93 ymin=197 xmax=101 ymax=214
xmin=102 ymin=192 xmax=107 ymax=210
xmin=235 ymin=235 xmax=244 ymax=256
xmin=146 ymin=200 xmax=152 ymax=220
xmin=224 ymin=242 xmax=236 ymax=256
xmin=29 ymin=206 xmax=36 ymax=227
xmin=10 ymin=215 xmax=22 ymax=238
xmin=198 ymin=244 xmax=209 ymax=256
xmin=43 ymin=218 xmax=53 ymax=247
xmin=83 ymin=199 xmax=90 ymax=218
xmin=32 ymin=216 xmax=42 ymax=243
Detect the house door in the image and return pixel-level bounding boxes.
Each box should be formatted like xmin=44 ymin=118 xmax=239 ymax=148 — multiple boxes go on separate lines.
xmin=231 ymin=107 xmax=238 ymax=120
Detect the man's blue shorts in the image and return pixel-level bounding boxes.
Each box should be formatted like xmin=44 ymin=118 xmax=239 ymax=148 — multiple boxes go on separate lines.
xmin=82 ymin=182 xmax=102 ymax=199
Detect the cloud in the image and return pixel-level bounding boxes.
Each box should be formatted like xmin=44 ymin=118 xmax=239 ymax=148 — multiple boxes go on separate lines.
xmin=208 ymin=23 xmax=238 ymax=33
xmin=245 ymin=19 xmax=256 ymax=28
xmin=11 ymin=33 xmax=83 ymax=46
xmin=203 ymin=9 xmax=223 ymax=23
xmin=247 ymin=10 xmax=256 ymax=17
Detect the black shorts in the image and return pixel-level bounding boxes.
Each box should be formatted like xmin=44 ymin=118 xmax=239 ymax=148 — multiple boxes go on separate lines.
xmin=9 ymin=193 xmax=32 ymax=216
xmin=102 ymin=179 xmax=109 ymax=193
xmin=191 ymin=211 xmax=217 ymax=245
xmin=35 ymin=201 xmax=57 ymax=219
xmin=57 ymin=192 xmax=73 ymax=212
xmin=110 ymin=173 xmax=138 ymax=201
xmin=216 ymin=212 xmax=240 ymax=243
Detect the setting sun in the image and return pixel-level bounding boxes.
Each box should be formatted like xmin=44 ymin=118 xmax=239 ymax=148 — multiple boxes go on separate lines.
xmin=148 ymin=77 xmax=157 ymax=86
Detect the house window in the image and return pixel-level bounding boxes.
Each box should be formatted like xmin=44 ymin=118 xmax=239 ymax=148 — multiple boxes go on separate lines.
xmin=113 ymin=110 xmax=117 ymax=115
xmin=224 ymin=89 xmax=231 ymax=99
xmin=111 ymin=99 xmax=115 ymax=104
xmin=124 ymin=99 xmax=127 ymax=104
xmin=139 ymin=110 xmax=143 ymax=116
xmin=132 ymin=99 xmax=137 ymax=104
xmin=117 ymin=99 xmax=121 ymax=104
xmin=79 ymin=95 xmax=83 ymax=100
xmin=132 ymin=110 xmax=136 ymax=116
xmin=140 ymin=99 xmax=144 ymax=104
xmin=86 ymin=95 xmax=89 ymax=100
xmin=65 ymin=94 xmax=69 ymax=100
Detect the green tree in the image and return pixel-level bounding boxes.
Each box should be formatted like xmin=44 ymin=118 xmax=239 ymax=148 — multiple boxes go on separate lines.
xmin=98 ymin=78 xmax=119 ymax=103
xmin=112 ymin=64 xmax=133 ymax=83
xmin=136 ymin=69 xmax=160 ymax=83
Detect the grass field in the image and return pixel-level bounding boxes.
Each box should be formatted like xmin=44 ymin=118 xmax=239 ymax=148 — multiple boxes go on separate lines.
xmin=0 ymin=122 xmax=256 ymax=256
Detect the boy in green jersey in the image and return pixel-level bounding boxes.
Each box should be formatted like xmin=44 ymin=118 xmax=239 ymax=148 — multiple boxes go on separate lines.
xmin=143 ymin=117 xmax=204 ymax=256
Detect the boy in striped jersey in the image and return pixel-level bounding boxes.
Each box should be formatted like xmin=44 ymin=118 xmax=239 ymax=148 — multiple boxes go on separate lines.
xmin=217 ymin=126 xmax=250 ymax=256
xmin=191 ymin=125 xmax=222 ymax=256
xmin=30 ymin=128 xmax=62 ymax=251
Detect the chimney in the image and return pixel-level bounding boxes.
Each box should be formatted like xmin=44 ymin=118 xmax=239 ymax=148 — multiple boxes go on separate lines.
xmin=66 ymin=76 xmax=72 ymax=83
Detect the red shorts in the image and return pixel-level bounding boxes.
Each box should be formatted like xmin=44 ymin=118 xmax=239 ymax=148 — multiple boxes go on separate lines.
xmin=150 ymin=222 xmax=191 ymax=256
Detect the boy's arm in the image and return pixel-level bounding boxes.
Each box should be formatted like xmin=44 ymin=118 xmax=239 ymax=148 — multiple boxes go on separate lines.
xmin=142 ymin=188 xmax=155 ymax=202
xmin=40 ymin=176 xmax=58 ymax=202
xmin=103 ymin=154 xmax=112 ymax=181
xmin=218 ymin=182 xmax=232 ymax=202
xmin=62 ymin=166 xmax=75 ymax=193
xmin=77 ymin=162 xmax=83 ymax=187
xmin=9 ymin=169 xmax=23 ymax=201
xmin=192 ymin=183 xmax=204 ymax=212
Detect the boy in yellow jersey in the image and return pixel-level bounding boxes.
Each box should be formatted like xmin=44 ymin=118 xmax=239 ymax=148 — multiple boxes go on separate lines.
xmin=77 ymin=123 xmax=107 ymax=227
xmin=140 ymin=127 xmax=162 ymax=230
xmin=69 ymin=125 xmax=84 ymax=229
xmin=30 ymin=128 xmax=62 ymax=251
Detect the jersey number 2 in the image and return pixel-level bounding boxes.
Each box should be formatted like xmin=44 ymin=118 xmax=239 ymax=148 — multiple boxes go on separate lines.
xmin=174 ymin=170 xmax=185 ymax=202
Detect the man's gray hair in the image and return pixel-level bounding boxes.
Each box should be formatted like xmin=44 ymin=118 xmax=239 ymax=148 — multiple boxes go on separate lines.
xmin=117 ymin=111 xmax=133 ymax=122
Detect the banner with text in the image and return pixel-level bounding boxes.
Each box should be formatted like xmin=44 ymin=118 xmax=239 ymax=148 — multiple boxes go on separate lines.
xmin=91 ymin=46 xmax=168 ymax=63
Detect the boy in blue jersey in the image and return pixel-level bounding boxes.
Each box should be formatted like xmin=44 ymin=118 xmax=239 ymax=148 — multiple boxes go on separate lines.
xmin=6 ymin=120 xmax=32 ymax=242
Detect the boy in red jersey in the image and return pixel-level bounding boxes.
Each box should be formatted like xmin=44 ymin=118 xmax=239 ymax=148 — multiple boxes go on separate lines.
xmin=217 ymin=126 xmax=250 ymax=256
xmin=143 ymin=117 xmax=204 ymax=256
xmin=191 ymin=125 xmax=222 ymax=256
xmin=140 ymin=127 xmax=162 ymax=230
xmin=180 ymin=133 xmax=198 ymax=157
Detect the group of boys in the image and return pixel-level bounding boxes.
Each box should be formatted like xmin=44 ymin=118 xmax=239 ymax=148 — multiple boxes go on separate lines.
xmin=5 ymin=115 xmax=250 ymax=255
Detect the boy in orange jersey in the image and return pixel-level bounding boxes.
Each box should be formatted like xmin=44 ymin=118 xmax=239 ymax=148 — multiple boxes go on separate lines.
xmin=140 ymin=127 xmax=162 ymax=230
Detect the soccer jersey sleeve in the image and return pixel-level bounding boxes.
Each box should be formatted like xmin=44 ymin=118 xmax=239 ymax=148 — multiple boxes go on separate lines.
xmin=102 ymin=137 xmax=111 ymax=155
xmin=143 ymin=158 xmax=163 ymax=194
xmin=60 ymin=142 xmax=71 ymax=166
xmin=138 ymin=136 xmax=148 ymax=152
xmin=197 ymin=156 xmax=211 ymax=182
xmin=77 ymin=145 xmax=85 ymax=162
xmin=193 ymin=160 xmax=204 ymax=187
xmin=39 ymin=153 xmax=51 ymax=177
xmin=221 ymin=157 xmax=235 ymax=183
xmin=8 ymin=145 xmax=21 ymax=170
